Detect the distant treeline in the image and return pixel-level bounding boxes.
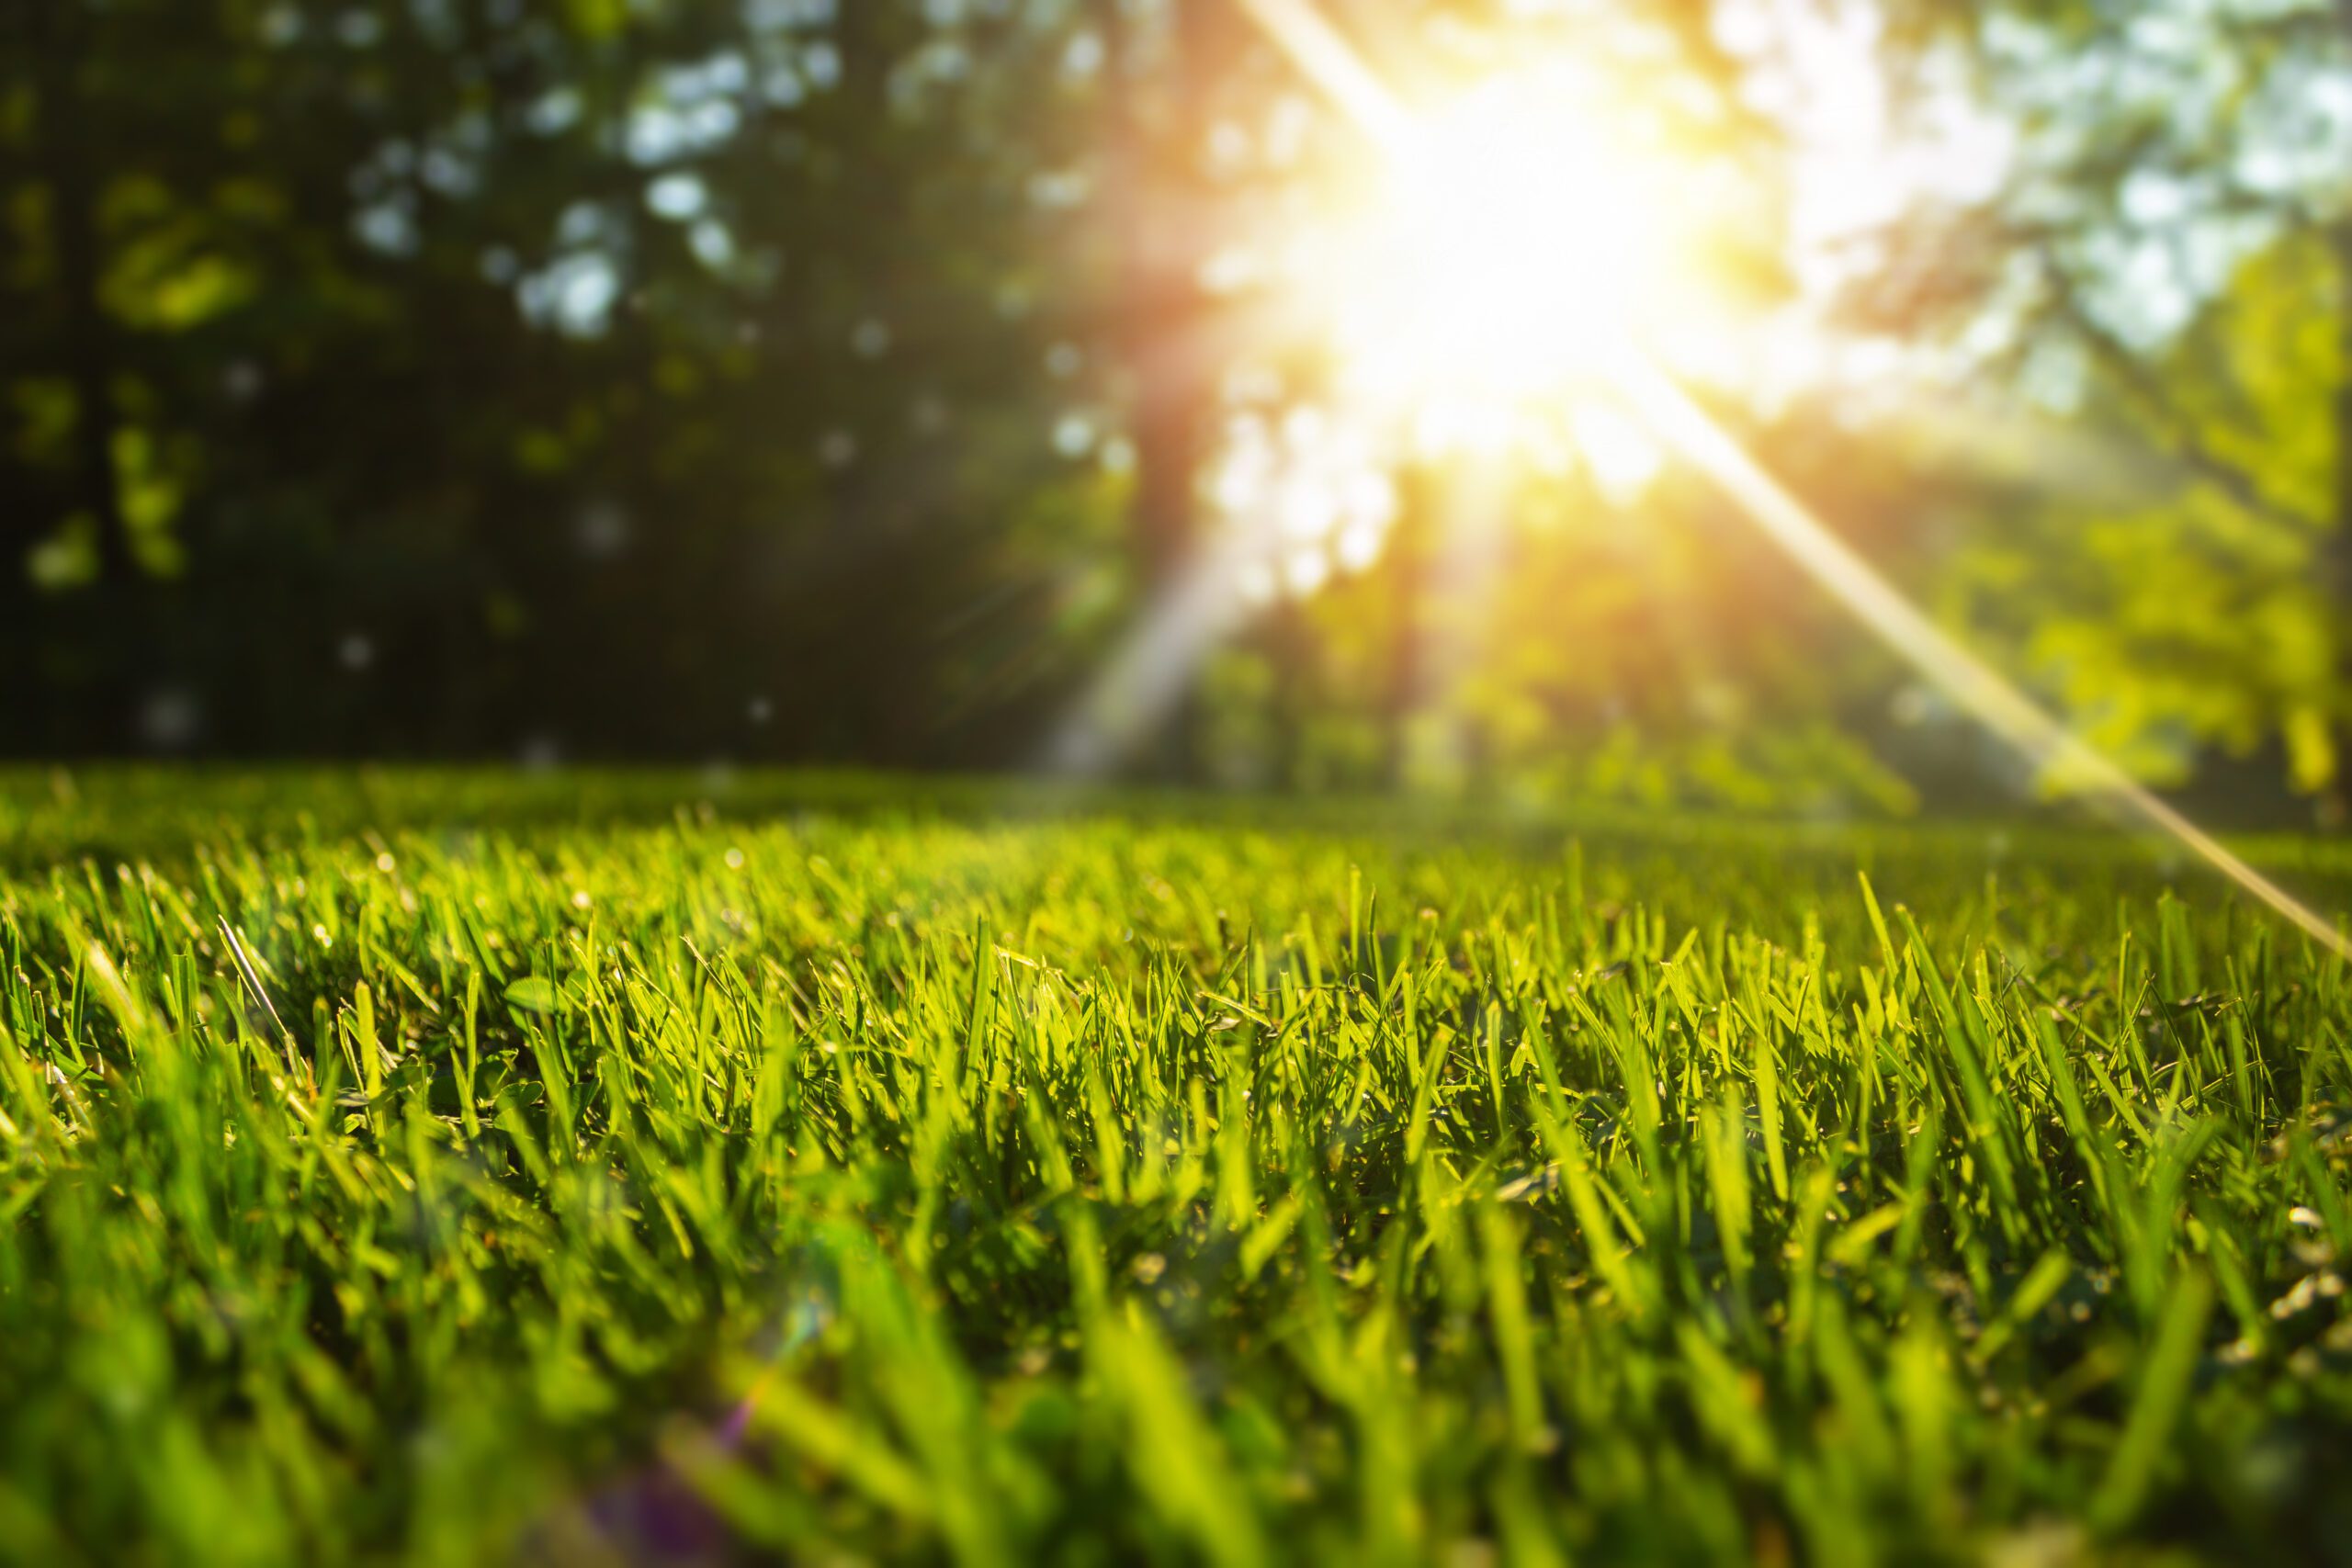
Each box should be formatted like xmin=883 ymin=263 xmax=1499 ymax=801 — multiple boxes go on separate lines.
xmin=4 ymin=0 xmax=2346 ymax=825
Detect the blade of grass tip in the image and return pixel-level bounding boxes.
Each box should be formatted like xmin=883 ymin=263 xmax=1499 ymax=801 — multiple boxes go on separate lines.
xmin=1858 ymin=872 xmax=1898 ymax=979
xmin=1095 ymin=1303 xmax=1270 ymax=1568
xmin=1740 ymin=1000 xmax=1790 ymax=1202
xmin=1971 ymin=1248 xmax=2072 ymax=1364
xmin=2122 ymin=1121 xmax=2217 ymax=1327
xmin=1347 ymin=864 xmax=1363 ymax=978
xmin=1532 ymin=1102 xmax=1650 ymax=1324
xmin=1898 ymin=909 xmax=2020 ymax=1220
xmin=1810 ymin=1292 xmax=1896 ymax=1479
xmin=1891 ymin=1098 xmax=1939 ymax=1271
xmin=1573 ymin=985 xmax=1662 ymax=1179
xmin=2088 ymin=1268 xmax=2214 ymax=1535
xmin=1785 ymin=1165 xmax=1836 ymax=1345
xmin=2221 ymin=1008 xmax=2259 ymax=1129
xmin=2033 ymin=1013 xmax=2114 ymax=1222
xmin=1890 ymin=1310 xmax=1958 ymax=1529
xmin=220 ymin=919 xmax=299 ymax=1075
xmin=457 ymin=968 xmax=482 ymax=1141
xmin=64 ymin=919 xmax=148 ymax=1045
xmin=1675 ymin=1320 xmax=1776 ymax=1478
xmin=1402 ymin=983 xmax=1447 ymax=1167
xmin=1476 ymin=1202 xmax=1550 ymax=1454
xmin=1483 ymin=999 xmax=1507 ymax=1144
xmin=2192 ymin=1205 xmax=2268 ymax=1357
xmin=963 ymin=913 xmax=993 ymax=1104
xmin=1515 ymin=996 xmax=1567 ymax=1122
xmin=1213 ymin=1059 xmax=1258 ymax=1234
xmin=351 ymin=978 xmax=381 ymax=1105
xmin=1701 ymin=1092 xmax=1753 ymax=1310
xmin=0 ymin=1019 xmax=64 ymax=1154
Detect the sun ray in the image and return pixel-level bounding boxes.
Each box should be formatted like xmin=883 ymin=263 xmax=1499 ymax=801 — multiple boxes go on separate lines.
xmin=1231 ymin=0 xmax=2352 ymax=960
xmin=1233 ymin=0 xmax=1418 ymax=156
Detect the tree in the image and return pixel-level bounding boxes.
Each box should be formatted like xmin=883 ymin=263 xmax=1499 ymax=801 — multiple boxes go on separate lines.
xmin=0 ymin=0 xmax=1105 ymax=761
xmin=1077 ymin=0 xmax=1262 ymax=780
xmin=1867 ymin=0 xmax=2352 ymax=818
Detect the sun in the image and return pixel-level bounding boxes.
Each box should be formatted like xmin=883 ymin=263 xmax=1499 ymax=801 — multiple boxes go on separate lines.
xmin=1320 ymin=66 xmax=1703 ymax=441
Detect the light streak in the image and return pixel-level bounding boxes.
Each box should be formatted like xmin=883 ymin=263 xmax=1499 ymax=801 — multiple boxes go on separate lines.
xmin=1232 ymin=0 xmax=2352 ymax=961
xmin=1047 ymin=543 xmax=1254 ymax=775
xmin=1233 ymin=0 xmax=1418 ymax=156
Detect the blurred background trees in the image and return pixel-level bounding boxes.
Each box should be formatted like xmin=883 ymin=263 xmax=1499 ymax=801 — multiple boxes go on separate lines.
xmin=1867 ymin=0 xmax=2352 ymax=818
xmin=4 ymin=0 xmax=1120 ymax=761
xmin=2 ymin=0 xmax=2346 ymax=824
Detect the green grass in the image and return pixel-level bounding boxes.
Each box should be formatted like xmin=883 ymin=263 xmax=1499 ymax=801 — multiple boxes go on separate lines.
xmin=5 ymin=769 xmax=2352 ymax=1564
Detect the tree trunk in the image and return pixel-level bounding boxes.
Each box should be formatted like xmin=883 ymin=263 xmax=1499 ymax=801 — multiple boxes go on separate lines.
xmin=2322 ymin=219 xmax=2352 ymax=829
xmin=1107 ymin=0 xmax=1243 ymax=784
xmin=30 ymin=0 xmax=130 ymax=585
xmin=24 ymin=0 xmax=142 ymax=750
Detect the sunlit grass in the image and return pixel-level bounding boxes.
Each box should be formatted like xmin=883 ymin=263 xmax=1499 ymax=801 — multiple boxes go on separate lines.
xmin=4 ymin=770 xmax=2351 ymax=1562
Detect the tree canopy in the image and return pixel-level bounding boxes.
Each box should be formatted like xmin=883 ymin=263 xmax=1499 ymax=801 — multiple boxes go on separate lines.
xmin=4 ymin=0 xmax=2346 ymax=820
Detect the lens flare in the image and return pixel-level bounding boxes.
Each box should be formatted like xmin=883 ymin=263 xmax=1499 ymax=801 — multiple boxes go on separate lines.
xmin=1326 ymin=69 xmax=1693 ymax=431
xmin=1227 ymin=0 xmax=2352 ymax=960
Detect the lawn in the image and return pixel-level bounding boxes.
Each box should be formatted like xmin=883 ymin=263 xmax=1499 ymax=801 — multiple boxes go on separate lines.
xmin=4 ymin=769 xmax=2351 ymax=1564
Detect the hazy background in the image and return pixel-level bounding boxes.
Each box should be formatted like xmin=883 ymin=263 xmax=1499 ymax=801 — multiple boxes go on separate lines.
xmin=5 ymin=0 xmax=2348 ymax=827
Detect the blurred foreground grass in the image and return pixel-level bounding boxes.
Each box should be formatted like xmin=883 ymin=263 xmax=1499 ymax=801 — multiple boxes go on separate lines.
xmin=5 ymin=769 xmax=2352 ymax=1563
